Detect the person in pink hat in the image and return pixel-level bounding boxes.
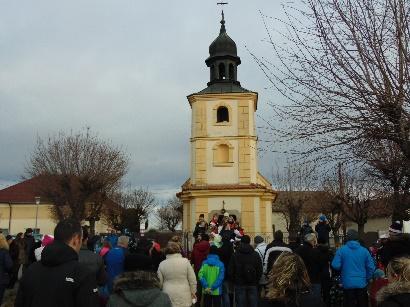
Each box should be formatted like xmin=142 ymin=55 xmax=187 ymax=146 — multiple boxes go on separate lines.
xmin=34 ymin=235 xmax=54 ymax=261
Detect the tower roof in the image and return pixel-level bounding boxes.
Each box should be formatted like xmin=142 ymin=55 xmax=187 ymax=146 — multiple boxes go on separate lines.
xmin=191 ymin=11 xmax=251 ymax=95
xmin=208 ymin=11 xmax=237 ymax=58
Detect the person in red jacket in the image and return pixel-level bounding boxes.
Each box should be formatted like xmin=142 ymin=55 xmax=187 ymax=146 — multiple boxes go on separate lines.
xmin=191 ymin=233 xmax=210 ymax=274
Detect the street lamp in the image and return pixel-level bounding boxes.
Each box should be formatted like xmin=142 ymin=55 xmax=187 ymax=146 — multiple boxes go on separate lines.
xmin=34 ymin=196 xmax=40 ymax=232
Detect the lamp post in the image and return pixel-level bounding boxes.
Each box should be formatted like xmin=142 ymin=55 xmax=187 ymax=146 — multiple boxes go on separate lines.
xmin=34 ymin=196 xmax=40 ymax=232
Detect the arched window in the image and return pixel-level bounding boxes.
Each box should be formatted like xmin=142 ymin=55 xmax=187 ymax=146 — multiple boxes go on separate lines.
xmin=210 ymin=65 xmax=215 ymax=80
xmin=218 ymin=63 xmax=226 ymax=79
xmin=217 ymin=106 xmax=229 ymax=123
xmin=229 ymin=64 xmax=234 ymax=80
xmin=215 ymin=144 xmax=229 ymax=163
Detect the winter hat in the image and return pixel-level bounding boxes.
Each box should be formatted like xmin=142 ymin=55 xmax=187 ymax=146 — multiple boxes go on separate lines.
xmin=389 ymin=221 xmax=402 ymax=235
xmin=254 ymin=235 xmax=264 ymax=245
xmin=209 ymin=245 xmax=219 ymax=255
xmin=241 ymin=235 xmax=251 ymax=244
xmin=373 ymin=269 xmax=385 ymax=279
xmin=274 ymin=230 xmax=284 ymax=241
xmin=346 ymin=229 xmax=359 ymax=241
xmin=224 ymin=212 xmax=229 ymax=217
xmin=319 ymin=215 xmax=327 ymax=222
xmin=41 ymin=235 xmax=54 ymax=247
xmin=124 ymin=253 xmax=153 ymax=272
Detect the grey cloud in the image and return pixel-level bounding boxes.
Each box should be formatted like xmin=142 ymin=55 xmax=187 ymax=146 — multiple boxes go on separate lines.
xmin=0 ymin=1 xmax=291 ymax=198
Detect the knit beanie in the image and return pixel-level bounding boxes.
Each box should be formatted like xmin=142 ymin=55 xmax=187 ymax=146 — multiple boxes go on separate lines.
xmin=41 ymin=235 xmax=54 ymax=247
xmin=241 ymin=235 xmax=251 ymax=244
xmin=389 ymin=221 xmax=402 ymax=235
xmin=254 ymin=235 xmax=264 ymax=245
xmin=319 ymin=215 xmax=327 ymax=222
xmin=346 ymin=229 xmax=359 ymax=241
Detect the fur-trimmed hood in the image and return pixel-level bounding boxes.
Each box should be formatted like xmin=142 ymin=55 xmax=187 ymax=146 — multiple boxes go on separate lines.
xmin=376 ymin=281 xmax=410 ymax=305
xmin=113 ymin=271 xmax=159 ymax=292
xmin=110 ymin=271 xmax=172 ymax=307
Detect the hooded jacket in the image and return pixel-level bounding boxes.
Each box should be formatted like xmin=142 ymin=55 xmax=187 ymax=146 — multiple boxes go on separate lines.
xmin=331 ymin=240 xmax=375 ymax=289
xmin=191 ymin=240 xmax=210 ymax=274
xmin=295 ymin=242 xmax=324 ymax=284
xmin=264 ymin=240 xmax=292 ymax=275
xmin=198 ymin=254 xmax=225 ymax=295
xmin=79 ymin=246 xmax=106 ymax=286
xmin=0 ymin=248 xmax=12 ymax=285
xmin=376 ymin=281 xmax=410 ymax=307
xmin=315 ymin=222 xmax=331 ymax=244
xmin=228 ymin=243 xmax=262 ymax=286
xmin=107 ymin=271 xmax=172 ymax=307
xmin=14 ymin=241 xmax=99 ymax=307
xmin=106 ymin=246 xmax=128 ymax=292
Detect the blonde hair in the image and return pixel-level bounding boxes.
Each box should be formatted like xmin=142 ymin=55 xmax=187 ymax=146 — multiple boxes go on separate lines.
xmin=265 ymin=252 xmax=310 ymax=303
xmin=0 ymin=234 xmax=9 ymax=250
xmin=387 ymin=257 xmax=410 ymax=282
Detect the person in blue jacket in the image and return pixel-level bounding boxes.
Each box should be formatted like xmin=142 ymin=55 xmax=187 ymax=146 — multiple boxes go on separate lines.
xmin=198 ymin=245 xmax=225 ymax=307
xmin=105 ymin=235 xmax=129 ymax=293
xmin=332 ymin=229 xmax=375 ymax=307
xmin=106 ymin=230 xmax=118 ymax=248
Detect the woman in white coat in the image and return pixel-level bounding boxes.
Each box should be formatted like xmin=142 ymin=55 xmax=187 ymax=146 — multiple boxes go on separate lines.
xmin=158 ymin=242 xmax=197 ymax=307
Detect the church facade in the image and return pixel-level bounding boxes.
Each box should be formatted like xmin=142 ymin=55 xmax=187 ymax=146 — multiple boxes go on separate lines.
xmin=178 ymin=12 xmax=276 ymax=238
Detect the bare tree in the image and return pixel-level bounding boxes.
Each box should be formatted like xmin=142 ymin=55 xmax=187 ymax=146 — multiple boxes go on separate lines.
xmin=101 ymin=198 xmax=124 ymax=231
xmin=26 ymin=129 xmax=128 ymax=231
xmin=323 ymin=164 xmax=379 ymax=237
xmin=119 ymin=187 xmax=156 ymax=233
xmin=356 ymin=140 xmax=410 ymax=221
xmin=273 ymin=161 xmax=319 ymax=238
xmin=253 ymin=1 xmax=410 ymax=219
xmin=155 ymin=196 xmax=183 ymax=232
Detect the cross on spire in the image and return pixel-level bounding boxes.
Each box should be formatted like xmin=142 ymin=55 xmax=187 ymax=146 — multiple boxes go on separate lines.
xmin=217 ymin=2 xmax=228 ymax=34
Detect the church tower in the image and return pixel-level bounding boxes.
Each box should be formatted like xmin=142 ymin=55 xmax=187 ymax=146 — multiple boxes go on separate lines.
xmin=178 ymin=12 xmax=276 ymax=238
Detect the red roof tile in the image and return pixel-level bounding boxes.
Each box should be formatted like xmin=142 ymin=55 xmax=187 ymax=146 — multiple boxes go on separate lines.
xmin=0 ymin=177 xmax=42 ymax=204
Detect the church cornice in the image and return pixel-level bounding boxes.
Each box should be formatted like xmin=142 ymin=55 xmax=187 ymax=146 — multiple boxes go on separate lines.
xmin=177 ymin=186 xmax=277 ymax=202
xmin=187 ymin=92 xmax=258 ymax=110
xmin=190 ymin=136 xmax=257 ymax=142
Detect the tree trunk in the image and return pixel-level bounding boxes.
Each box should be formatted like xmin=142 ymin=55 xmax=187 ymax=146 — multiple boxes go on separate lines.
xmin=357 ymin=223 xmax=365 ymax=238
xmin=89 ymin=220 xmax=96 ymax=236
xmin=135 ymin=220 xmax=141 ymax=234
xmin=392 ymin=191 xmax=409 ymax=222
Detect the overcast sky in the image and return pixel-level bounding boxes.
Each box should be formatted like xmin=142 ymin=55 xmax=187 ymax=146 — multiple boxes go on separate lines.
xmin=0 ymin=1 xmax=292 ymax=199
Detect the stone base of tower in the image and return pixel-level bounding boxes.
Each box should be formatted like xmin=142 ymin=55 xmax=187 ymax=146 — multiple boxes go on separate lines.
xmin=178 ymin=175 xmax=277 ymax=242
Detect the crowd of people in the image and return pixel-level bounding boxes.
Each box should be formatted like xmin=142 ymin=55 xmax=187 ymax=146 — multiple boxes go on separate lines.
xmin=0 ymin=214 xmax=408 ymax=307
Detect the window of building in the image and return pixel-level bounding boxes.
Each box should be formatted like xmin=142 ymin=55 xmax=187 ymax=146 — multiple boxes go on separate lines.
xmin=215 ymin=144 xmax=229 ymax=163
xmin=217 ymin=106 xmax=229 ymax=123
xmin=219 ymin=63 xmax=226 ymax=79
xmin=229 ymin=63 xmax=234 ymax=80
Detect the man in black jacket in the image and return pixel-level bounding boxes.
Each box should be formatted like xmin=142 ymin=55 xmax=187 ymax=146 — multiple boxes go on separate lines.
xmin=78 ymin=227 xmax=106 ymax=287
xmin=228 ymin=235 xmax=262 ymax=307
xmin=263 ymin=230 xmax=292 ymax=275
xmin=295 ymin=233 xmax=325 ymax=299
xmin=15 ymin=219 xmax=99 ymax=307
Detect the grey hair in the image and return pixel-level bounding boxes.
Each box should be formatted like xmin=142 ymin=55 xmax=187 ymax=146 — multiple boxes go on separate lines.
xmin=118 ymin=235 xmax=130 ymax=246
xmin=304 ymin=233 xmax=317 ymax=244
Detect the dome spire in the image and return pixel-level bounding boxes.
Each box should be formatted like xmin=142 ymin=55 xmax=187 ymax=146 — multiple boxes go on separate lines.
xmin=220 ymin=10 xmax=226 ymax=34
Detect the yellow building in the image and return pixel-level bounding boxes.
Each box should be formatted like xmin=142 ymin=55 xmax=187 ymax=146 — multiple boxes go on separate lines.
xmin=178 ymin=12 xmax=276 ymax=238
xmin=0 ymin=177 xmax=108 ymax=235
